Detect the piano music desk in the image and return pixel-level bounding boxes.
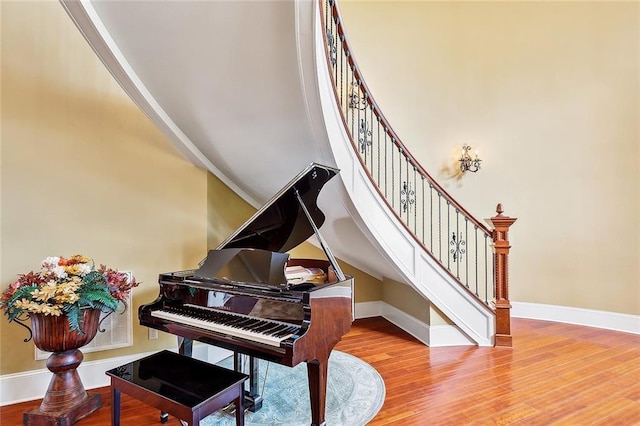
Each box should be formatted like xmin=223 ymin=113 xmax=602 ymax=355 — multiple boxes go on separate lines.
xmin=106 ymin=350 xmax=248 ymax=426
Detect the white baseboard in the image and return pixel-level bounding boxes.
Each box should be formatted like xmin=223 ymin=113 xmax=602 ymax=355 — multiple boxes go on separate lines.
xmin=511 ymin=301 xmax=640 ymax=335
xmin=353 ymin=301 xmax=383 ymax=318
xmin=354 ymin=300 xmax=640 ymax=347
xmin=354 ymin=301 xmax=474 ymax=347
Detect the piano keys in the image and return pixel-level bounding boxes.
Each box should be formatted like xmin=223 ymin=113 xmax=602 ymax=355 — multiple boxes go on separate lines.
xmin=149 ymin=302 xmax=302 ymax=347
xmin=139 ymin=163 xmax=353 ymax=426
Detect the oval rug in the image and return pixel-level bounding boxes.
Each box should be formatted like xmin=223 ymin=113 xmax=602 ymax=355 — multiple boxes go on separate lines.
xmin=202 ymin=351 xmax=385 ymax=426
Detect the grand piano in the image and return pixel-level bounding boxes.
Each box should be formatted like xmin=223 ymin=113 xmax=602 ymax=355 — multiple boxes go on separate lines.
xmin=139 ymin=163 xmax=353 ymax=426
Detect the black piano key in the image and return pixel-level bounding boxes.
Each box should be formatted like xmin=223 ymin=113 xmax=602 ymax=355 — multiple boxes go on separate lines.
xmin=235 ymin=319 xmax=262 ymax=331
xmin=253 ymin=322 xmax=277 ymax=333
xmin=257 ymin=324 xmax=280 ymax=335
xmin=226 ymin=317 xmax=249 ymax=327
xmin=263 ymin=324 xmax=287 ymax=336
xmin=240 ymin=320 xmax=264 ymax=331
xmin=274 ymin=326 xmax=298 ymax=337
xmin=231 ymin=318 xmax=254 ymax=328
xmin=265 ymin=323 xmax=289 ymax=335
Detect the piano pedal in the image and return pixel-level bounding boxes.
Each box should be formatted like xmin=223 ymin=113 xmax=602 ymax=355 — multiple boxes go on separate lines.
xmin=222 ymin=402 xmax=237 ymax=416
xmin=222 ymin=400 xmax=254 ymax=417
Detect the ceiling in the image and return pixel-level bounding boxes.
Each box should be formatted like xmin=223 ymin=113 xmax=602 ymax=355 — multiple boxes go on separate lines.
xmin=60 ymin=0 xmax=402 ymax=281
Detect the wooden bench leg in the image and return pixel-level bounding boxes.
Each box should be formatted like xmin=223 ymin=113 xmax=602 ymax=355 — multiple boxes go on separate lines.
xmin=111 ymin=386 xmax=120 ymax=426
xmin=236 ymin=386 xmax=244 ymax=426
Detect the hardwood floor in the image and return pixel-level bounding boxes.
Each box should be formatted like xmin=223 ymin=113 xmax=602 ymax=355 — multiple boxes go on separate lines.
xmin=1 ymin=317 xmax=638 ymax=425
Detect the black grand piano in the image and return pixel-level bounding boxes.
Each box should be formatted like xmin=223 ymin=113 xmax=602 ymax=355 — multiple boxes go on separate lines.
xmin=139 ymin=163 xmax=353 ymax=426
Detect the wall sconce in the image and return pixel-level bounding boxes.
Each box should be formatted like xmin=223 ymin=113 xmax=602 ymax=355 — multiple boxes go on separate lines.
xmin=460 ymin=145 xmax=482 ymax=173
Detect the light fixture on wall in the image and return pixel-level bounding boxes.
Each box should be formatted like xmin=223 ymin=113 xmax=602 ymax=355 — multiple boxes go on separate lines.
xmin=460 ymin=145 xmax=482 ymax=173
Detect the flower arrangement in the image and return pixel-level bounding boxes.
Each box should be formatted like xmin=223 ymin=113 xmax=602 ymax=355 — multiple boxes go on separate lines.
xmin=0 ymin=255 xmax=139 ymax=333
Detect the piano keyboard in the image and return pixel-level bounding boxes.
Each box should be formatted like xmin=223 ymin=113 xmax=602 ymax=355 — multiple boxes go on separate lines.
xmin=150 ymin=304 xmax=301 ymax=347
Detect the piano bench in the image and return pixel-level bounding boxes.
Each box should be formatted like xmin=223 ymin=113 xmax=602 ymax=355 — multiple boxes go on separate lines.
xmin=106 ymin=350 xmax=248 ymax=426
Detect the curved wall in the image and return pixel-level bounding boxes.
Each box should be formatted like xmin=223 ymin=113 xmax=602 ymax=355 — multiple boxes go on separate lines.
xmin=339 ymin=0 xmax=639 ymax=317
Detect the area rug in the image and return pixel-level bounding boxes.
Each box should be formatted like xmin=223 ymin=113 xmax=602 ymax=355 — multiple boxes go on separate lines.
xmin=201 ymin=351 xmax=385 ymax=426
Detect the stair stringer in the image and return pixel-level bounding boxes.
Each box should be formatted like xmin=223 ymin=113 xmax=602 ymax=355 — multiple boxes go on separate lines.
xmin=312 ymin=8 xmax=495 ymax=347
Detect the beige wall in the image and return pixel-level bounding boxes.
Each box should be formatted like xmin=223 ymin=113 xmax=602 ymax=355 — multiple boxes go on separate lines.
xmin=340 ymin=1 xmax=639 ymax=315
xmin=382 ymin=279 xmax=451 ymax=326
xmin=206 ymin=172 xmax=257 ymax=249
xmin=382 ymin=279 xmax=430 ymax=323
xmin=0 ymin=2 xmax=208 ymax=375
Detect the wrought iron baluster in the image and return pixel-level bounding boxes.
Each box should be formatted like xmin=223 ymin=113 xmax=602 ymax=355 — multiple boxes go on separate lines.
xmin=474 ymin=225 xmax=479 ymax=300
xmin=356 ymin=83 xmax=361 ymax=158
xmin=391 ymin=140 xmax=395 ymax=209
xmin=464 ymin=217 xmax=469 ymax=290
xmin=326 ymin=28 xmax=337 ymax=67
xmin=484 ymin=233 xmax=490 ymax=302
xmin=400 ymin=180 xmax=415 ymax=215
xmin=405 ymin=158 xmax=409 ymax=221
xmin=457 ymin=210 xmax=460 ymax=280
xmin=429 ymin=183 xmax=434 ymax=252
xmin=446 ymin=200 xmax=451 ymax=271
xmin=349 ymin=67 xmax=355 ymax=146
xmin=339 ymin=34 xmax=344 ymax=107
xmin=421 ymin=175 xmax=425 ymax=244
xmin=398 ymin=146 xmax=403 ymax=215
xmin=383 ymin=130 xmax=388 ymax=197
xmin=450 ymin=231 xmax=466 ymax=266
xmin=358 ymin=116 xmax=372 ymax=156
xmin=376 ymin=110 xmax=381 ymax=186
xmin=413 ymin=167 xmax=417 ymax=235
xmin=438 ymin=192 xmax=442 ymax=262
xmin=349 ymin=82 xmax=367 ymax=111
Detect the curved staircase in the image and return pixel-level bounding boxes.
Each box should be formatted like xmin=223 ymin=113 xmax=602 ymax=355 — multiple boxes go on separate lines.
xmin=61 ymin=0 xmax=515 ymax=347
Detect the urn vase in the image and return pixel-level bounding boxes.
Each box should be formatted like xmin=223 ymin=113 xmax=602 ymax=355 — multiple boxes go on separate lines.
xmin=23 ymin=308 xmax=102 ymax=426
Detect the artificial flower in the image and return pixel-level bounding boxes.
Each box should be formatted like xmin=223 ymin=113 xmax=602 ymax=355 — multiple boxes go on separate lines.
xmin=0 ymin=255 xmax=140 ymax=333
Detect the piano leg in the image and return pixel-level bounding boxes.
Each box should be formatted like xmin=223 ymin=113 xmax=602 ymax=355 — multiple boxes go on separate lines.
xmin=307 ymin=359 xmax=328 ymax=426
xmin=233 ymin=353 xmax=263 ymax=412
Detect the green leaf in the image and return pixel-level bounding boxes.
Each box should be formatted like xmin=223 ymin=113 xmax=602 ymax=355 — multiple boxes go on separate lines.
xmin=3 ymin=285 xmax=39 ymax=322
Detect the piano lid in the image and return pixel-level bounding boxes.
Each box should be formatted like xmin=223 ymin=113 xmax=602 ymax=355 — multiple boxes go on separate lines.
xmin=216 ymin=163 xmax=339 ymax=254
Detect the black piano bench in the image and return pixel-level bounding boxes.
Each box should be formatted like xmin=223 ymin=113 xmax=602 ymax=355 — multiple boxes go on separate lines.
xmin=106 ymin=350 xmax=248 ymax=426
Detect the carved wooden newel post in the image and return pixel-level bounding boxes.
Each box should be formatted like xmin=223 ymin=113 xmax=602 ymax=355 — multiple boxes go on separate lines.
xmin=490 ymin=204 xmax=517 ymax=347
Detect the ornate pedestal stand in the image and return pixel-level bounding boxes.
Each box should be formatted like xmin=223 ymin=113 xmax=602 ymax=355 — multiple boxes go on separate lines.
xmin=21 ymin=309 xmax=102 ymax=426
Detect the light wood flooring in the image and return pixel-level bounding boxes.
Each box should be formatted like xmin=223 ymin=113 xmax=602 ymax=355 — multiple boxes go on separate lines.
xmin=1 ymin=317 xmax=638 ymax=425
